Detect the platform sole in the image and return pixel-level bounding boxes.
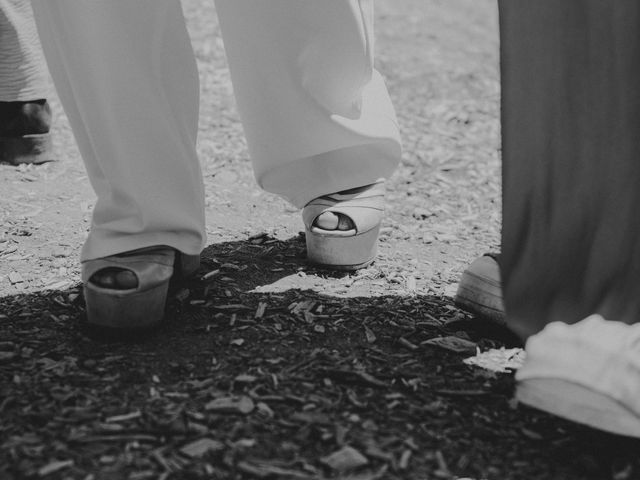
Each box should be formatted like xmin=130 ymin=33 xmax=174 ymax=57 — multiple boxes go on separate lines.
xmin=84 ymin=281 xmax=170 ymax=330
xmin=305 ymin=225 xmax=379 ymax=271
xmin=0 ymin=133 xmax=53 ymax=165
xmin=517 ymin=378 xmax=640 ymax=438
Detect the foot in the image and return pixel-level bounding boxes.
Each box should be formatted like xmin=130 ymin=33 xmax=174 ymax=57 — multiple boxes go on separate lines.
xmin=312 ymin=185 xmax=371 ymax=232
xmin=90 ymin=268 xmax=138 ymax=290
xmin=82 ymin=247 xmax=179 ymax=329
xmin=455 ymin=253 xmax=505 ymax=324
xmin=303 ymin=181 xmax=385 ymax=270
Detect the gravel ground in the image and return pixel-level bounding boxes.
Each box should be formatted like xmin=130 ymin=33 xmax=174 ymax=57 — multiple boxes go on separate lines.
xmin=2 ymin=1 xmax=639 ymax=479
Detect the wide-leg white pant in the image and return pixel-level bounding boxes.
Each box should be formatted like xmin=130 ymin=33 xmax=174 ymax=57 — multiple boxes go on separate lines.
xmin=30 ymin=0 xmax=402 ymax=262
xmin=0 ymin=0 xmax=48 ymax=101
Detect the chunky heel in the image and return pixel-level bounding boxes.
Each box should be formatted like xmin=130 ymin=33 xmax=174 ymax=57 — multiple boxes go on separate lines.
xmin=84 ymin=280 xmax=169 ymax=329
xmin=305 ymin=223 xmax=380 ymax=270
xmin=0 ymin=133 xmax=53 ymax=165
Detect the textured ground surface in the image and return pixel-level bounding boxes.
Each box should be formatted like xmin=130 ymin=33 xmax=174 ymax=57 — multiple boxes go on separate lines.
xmin=2 ymin=1 xmax=639 ymax=479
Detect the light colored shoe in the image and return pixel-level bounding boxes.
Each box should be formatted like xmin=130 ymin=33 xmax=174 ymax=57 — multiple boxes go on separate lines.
xmin=302 ymin=180 xmax=385 ymax=271
xmin=82 ymin=247 xmax=199 ymax=329
xmin=455 ymin=253 xmax=505 ymax=324
xmin=516 ymin=315 xmax=640 ymax=437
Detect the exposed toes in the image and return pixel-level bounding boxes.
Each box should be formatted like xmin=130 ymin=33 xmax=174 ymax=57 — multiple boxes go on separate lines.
xmin=90 ymin=268 xmax=138 ymax=290
xmin=314 ymin=212 xmax=355 ymax=231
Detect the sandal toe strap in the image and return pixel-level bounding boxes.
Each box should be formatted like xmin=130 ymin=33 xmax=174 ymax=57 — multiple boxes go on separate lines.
xmin=303 ymin=183 xmax=385 ymax=234
xmin=82 ymin=248 xmax=176 ymax=291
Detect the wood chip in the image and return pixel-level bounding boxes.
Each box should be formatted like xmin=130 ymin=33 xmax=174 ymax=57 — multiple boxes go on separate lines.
xmin=421 ymin=336 xmax=477 ymax=354
xmin=321 ymin=446 xmax=369 ymax=471
xmin=180 ymin=438 xmax=225 ymax=458
xmin=398 ymin=337 xmax=419 ymax=351
xmin=105 ymin=411 xmax=141 ymax=423
xmin=8 ymin=271 xmax=23 ymax=284
xmin=321 ymin=369 xmax=388 ymax=388
xmin=234 ymin=374 xmax=257 ymax=383
xmin=237 ymin=461 xmax=315 ymax=479
xmin=291 ymin=411 xmax=332 ymax=425
xmin=398 ymin=449 xmax=412 ymax=470
xmin=364 ymin=325 xmax=377 ymax=344
xmin=38 ymin=460 xmax=74 ymax=477
xmin=464 ymin=347 xmax=525 ymax=373
xmin=205 ymin=396 xmax=255 ymax=414
xmin=255 ymin=302 xmax=267 ymax=318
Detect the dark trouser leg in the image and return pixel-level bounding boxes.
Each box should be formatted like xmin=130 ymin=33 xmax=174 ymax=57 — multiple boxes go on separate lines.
xmin=499 ymin=1 xmax=640 ymax=339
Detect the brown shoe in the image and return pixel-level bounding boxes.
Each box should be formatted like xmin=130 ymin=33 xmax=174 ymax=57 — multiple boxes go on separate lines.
xmin=0 ymin=99 xmax=53 ymax=165
xmin=455 ymin=253 xmax=505 ymax=324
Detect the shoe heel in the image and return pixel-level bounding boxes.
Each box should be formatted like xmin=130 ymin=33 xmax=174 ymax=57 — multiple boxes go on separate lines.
xmin=84 ymin=281 xmax=169 ymax=329
xmin=0 ymin=133 xmax=53 ymax=165
xmin=305 ymin=224 xmax=380 ymax=271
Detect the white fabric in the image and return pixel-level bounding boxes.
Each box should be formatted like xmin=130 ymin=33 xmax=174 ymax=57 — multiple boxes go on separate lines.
xmin=0 ymin=0 xmax=49 ymax=101
xmin=31 ymin=0 xmax=401 ymax=261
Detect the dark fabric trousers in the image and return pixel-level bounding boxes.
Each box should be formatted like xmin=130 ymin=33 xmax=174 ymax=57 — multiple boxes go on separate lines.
xmin=499 ymin=1 xmax=640 ymax=339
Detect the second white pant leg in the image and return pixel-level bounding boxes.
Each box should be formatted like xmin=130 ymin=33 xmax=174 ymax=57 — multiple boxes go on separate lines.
xmin=31 ymin=0 xmax=205 ymax=261
xmin=215 ymin=0 xmax=402 ymax=207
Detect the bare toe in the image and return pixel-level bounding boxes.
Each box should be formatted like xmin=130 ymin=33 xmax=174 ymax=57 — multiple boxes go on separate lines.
xmin=90 ymin=268 xmax=138 ymax=289
xmin=315 ymin=212 xmax=340 ymax=230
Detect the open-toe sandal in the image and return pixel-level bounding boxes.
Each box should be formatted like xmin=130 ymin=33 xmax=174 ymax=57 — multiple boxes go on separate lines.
xmin=302 ymin=180 xmax=385 ymax=271
xmin=81 ymin=246 xmax=200 ymax=329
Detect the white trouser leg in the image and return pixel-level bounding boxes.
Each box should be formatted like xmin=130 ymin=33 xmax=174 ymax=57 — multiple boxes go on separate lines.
xmin=0 ymin=0 xmax=49 ymax=101
xmin=215 ymin=0 xmax=402 ymax=207
xmin=31 ymin=0 xmax=205 ymax=262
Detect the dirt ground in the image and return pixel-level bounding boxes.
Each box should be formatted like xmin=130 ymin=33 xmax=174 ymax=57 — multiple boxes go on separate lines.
xmin=2 ymin=1 xmax=640 ymax=479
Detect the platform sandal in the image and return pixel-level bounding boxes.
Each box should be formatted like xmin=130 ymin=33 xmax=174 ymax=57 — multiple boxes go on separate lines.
xmin=81 ymin=246 xmax=200 ymax=329
xmin=302 ymin=180 xmax=385 ymax=271
xmin=516 ymin=315 xmax=640 ymax=438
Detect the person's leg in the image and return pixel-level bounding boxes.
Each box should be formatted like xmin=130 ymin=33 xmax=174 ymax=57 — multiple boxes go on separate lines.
xmin=0 ymin=0 xmax=52 ymax=164
xmin=215 ymin=0 xmax=402 ymax=208
xmin=500 ymin=0 xmax=640 ymax=338
xmin=31 ymin=0 xmax=205 ymax=262
xmin=499 ymin=0 xmax=640 ymax=436
xmin=31 ymin=0 xmax=205 ymax=328
xmin=215 ymin=0 xmax=401 ymax=269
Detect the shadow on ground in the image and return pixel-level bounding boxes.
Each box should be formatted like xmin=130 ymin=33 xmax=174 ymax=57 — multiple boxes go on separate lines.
xmin=1 ymin=236 xmax=639 ymax=480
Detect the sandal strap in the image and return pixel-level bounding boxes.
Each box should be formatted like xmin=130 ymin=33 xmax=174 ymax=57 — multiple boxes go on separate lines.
xmin=302 ymin=181 xmax=385 ymax=234
xmin=81 ymin=247 xmax=176 ymax=291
